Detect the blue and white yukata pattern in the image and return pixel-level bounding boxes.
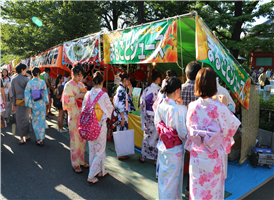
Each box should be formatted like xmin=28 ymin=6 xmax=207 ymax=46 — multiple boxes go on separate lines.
xmin=140 ymin=83 xmax=160 ymax=160
xmin=24 ymin=78 xmax=49 ymax=140
xmin=154 ymin=98 xmax=188 ymax=200
xmin=113 ymin=84 xmax=135 ymax=131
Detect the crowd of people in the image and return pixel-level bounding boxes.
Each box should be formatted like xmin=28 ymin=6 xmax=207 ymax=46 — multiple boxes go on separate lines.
xmin=251 ymin=67 xmax=273 ymax=89
xmin=1 ymin=61 xmax=242 ymax=200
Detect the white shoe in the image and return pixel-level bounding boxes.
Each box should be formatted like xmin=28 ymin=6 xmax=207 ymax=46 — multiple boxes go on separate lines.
xmin=59 ymin=129 xmax=68 ymax=133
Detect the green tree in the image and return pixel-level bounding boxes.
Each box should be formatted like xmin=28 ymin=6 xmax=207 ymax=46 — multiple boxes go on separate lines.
xmin=194 ymin=1 xmax=274 ymax=62
xmin=1 ymin=1 xmax=101 ymax=59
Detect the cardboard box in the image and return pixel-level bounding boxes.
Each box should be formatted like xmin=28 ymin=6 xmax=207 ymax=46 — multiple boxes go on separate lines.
xmin=228 ymin=148 xmax=241 ymax=161
xmin=231 ymin=139 xmax=241 ymax=150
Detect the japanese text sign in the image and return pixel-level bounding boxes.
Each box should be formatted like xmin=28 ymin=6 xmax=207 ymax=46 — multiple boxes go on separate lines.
xmin=103 ymin=19 xmax=177 ymax=64
xmin=196 ymin=16 xmax=251 ymax=109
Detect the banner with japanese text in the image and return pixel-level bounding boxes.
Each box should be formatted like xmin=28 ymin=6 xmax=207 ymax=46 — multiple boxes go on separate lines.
xmin=62 ymin=34 xmax=100 ymax=65
xmin=103 ymin=19 xmax=177 ymax=64
xmin=30 ymin=45 xmax=70 ymax=78
xmin=196 ymin=16 xmax=251 ymax=109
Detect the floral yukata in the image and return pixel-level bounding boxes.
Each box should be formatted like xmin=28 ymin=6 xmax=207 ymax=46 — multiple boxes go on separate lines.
xmin=82 ymin=88 xmax=113 ymax=179
xmin=24 ymin=78 xmax=49 ymax=140
xmin=62 ymin=80 xmax=87 ymax=168
xmin=185 ymin=98 xmax=241 ymax=200
xmin=113 ymin=84 xmax=135 ymax=131
xmin=140 ymin=83 xmax=160 ymax=160
xmin=154 ymin=98 xmax=188 ymax=200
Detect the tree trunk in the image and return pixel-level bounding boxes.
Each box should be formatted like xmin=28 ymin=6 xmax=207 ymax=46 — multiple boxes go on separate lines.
xmin=138 ymin=1 xmax=144 ymax=25
xmin=231 ymin=1 xmax=243 ymax=60
xmin=112 ymin=8 xmax=118 ymax=30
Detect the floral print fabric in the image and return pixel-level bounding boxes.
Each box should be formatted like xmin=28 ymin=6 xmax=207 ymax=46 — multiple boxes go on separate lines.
xmin=62 ymin=80 xmax=87 ymax=167
xmin=154 ymin=98 xmax=188 ymax=200
xmin=24 ymin=78 xmax=49 ymax=140
xmin=140 ymin=83 xmax=160 ymax=160
xmin=82 ymin=88 xmax=114 ymax=179
xmin=184 ymin=98 xmax=241 ymax=200
xmin=113 ymin=84 xmax=135 ymax=131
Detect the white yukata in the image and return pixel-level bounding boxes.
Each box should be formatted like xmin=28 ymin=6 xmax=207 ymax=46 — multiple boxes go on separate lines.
xmin=140 ymin=83 xmax=161 ymax=160
xmin=154 ymin=98 xmax=188 ymax=200
xmin=184 ymin=98 xmax=241 ymax=200
xmin=82 ymin=88 xmax=114 ymax=179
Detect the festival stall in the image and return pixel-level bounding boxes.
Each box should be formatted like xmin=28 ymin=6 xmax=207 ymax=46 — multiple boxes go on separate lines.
xmin=30 ymin=45 xmax=70 ymax=78
xmin=102 ymin=12 xmax=255 ymax=162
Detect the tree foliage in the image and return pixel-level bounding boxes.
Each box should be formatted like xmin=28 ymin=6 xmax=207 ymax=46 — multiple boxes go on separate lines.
xmin=194 ymin=1 xmax=274 ymax=61
xmin=1 ymin=1 xmax=101 ymax=63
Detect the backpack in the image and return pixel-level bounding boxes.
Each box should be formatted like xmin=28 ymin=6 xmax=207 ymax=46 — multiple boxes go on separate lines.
xmin=78 ymin=91 xmax=104 ymax=141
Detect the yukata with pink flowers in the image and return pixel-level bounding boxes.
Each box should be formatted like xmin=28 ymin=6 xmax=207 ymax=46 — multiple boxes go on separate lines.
xmin=81 ymin=88 xmax=113 ymax=179
xmin=154 ymin=98 xmax=188 ymax=200
xmin=185 ymin=98 xmax=241 ymax=200
xmin=62 ymin=80 xmax=87 ymax=168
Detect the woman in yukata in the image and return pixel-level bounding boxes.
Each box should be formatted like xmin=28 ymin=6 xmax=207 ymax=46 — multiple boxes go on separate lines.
xmin=185 ymin=68 xmax=241 ymax=200
xmin=24 ymin=67 xmax=49 ymax=146
xmin=153 ymin=70 xmax=177 ymax=112
xmin=139 ymin=69 xmax=162 ymax=165
xmin=2 ymin=68 xmax=12 ymax=123
xmin=154 ymin=77 xmax=188 ymax=200
xmin=82 ymin=71 xmax=114 ymax=185
xmin=113 ymin=72 xmax=135 ymax=160
xmin=62 ymin=64 xmax=89 ymax=173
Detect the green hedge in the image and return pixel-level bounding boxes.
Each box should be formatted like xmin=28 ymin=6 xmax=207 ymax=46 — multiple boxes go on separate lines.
xmin=259 ymin=95 xmax=274 ymax=132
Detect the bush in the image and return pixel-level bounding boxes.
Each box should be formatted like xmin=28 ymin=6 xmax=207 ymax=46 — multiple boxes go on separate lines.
xmin=259 ymin=94 xmax=274 ymax=131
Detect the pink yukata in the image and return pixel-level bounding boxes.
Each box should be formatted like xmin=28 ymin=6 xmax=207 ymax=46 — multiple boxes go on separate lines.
xmin=62 ymin=80 xmax=87 ymax=168
xmin=185 ymin=98 xmax=241 ymax=200
xmin=81 ymin=88 xmax=114 ymax=179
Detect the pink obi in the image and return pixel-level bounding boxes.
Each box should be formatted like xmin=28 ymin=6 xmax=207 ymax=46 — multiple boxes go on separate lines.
xmin=157 ymin=120 xmax=182 ymax=149
xmin=188 ymin=121 xmax=222 ymax=153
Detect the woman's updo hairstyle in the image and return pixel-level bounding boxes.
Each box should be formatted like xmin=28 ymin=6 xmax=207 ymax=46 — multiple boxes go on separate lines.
xmin=151 ymin=69 xmax=162 ymax=82
xmin=160 ymin=77 xmax=181 ymax=95
xmin=166 ymin=70 xmax=177 ymax=79
xmin=118 ymin=72 xmax=130 ymax=82
xmin=32 ymin=67 xmax=41 ymax=77
xmin=72 ymin=64 xmax=85 ymax=77
xmin=93 ymin=71 xmax=104 ymax=85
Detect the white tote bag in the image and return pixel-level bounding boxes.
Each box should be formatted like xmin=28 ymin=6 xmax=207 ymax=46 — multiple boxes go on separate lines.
xmin=113 ymin=129 xmax=135 ymax=156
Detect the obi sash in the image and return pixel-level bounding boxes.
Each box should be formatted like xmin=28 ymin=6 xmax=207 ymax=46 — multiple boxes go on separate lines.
xmin=157 ymin=120 xmax=182 ymax=149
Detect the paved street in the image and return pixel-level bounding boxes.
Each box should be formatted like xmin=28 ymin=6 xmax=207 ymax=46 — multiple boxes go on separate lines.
xmin=1 ymin=111 xmax=273 ymax=200
xmin=1 ymin=113 xmax=152 ymax=200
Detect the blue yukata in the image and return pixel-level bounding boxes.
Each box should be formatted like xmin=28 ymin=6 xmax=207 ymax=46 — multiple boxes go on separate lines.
xmin=24 ymin=78 xmax=49 ymax=140
xmin=113 ymin=84 xmax=135 ymax=131
xmin=154 ymin=98 xmax=188 ymax=200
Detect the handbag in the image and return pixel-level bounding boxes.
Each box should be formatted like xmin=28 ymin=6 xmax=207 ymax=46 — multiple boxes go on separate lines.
xmin=1 ymin=118 xmax=5 ymax=129
xmin=15 ymin=99 xmax=25 ymax=106
xmin=31 ymin=89 xmax=44 ymax=101
xmin=113 ymin=129 xmax=135 ymax=156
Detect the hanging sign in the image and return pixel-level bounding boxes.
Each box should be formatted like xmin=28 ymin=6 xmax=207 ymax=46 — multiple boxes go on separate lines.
xmin=196 ymin=16 xmax=251 ymax=109
xmin=62 ymin=34 xmax=100 ymax=65
xmin=132 ymin=87 xmax=142 ymax=109
xmin=30 ymin=46 xmax=63 ymax=68
xmin=103 ymin=19 xmax=177 ymax=64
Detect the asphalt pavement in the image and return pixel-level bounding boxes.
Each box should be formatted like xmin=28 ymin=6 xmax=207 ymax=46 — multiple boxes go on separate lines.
xmin=1 ymin=112 xmax=273 ymax=200
xmin=1 ymin=120 xmax=151 ymax=200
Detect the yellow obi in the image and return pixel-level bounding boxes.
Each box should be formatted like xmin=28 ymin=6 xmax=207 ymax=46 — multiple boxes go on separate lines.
xmin=94 ymin=102 xmax=103 ymax=122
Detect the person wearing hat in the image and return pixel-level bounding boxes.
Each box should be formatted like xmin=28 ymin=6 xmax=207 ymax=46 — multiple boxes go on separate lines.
xmin=258 ymin=69 xmax=267 ymax=89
